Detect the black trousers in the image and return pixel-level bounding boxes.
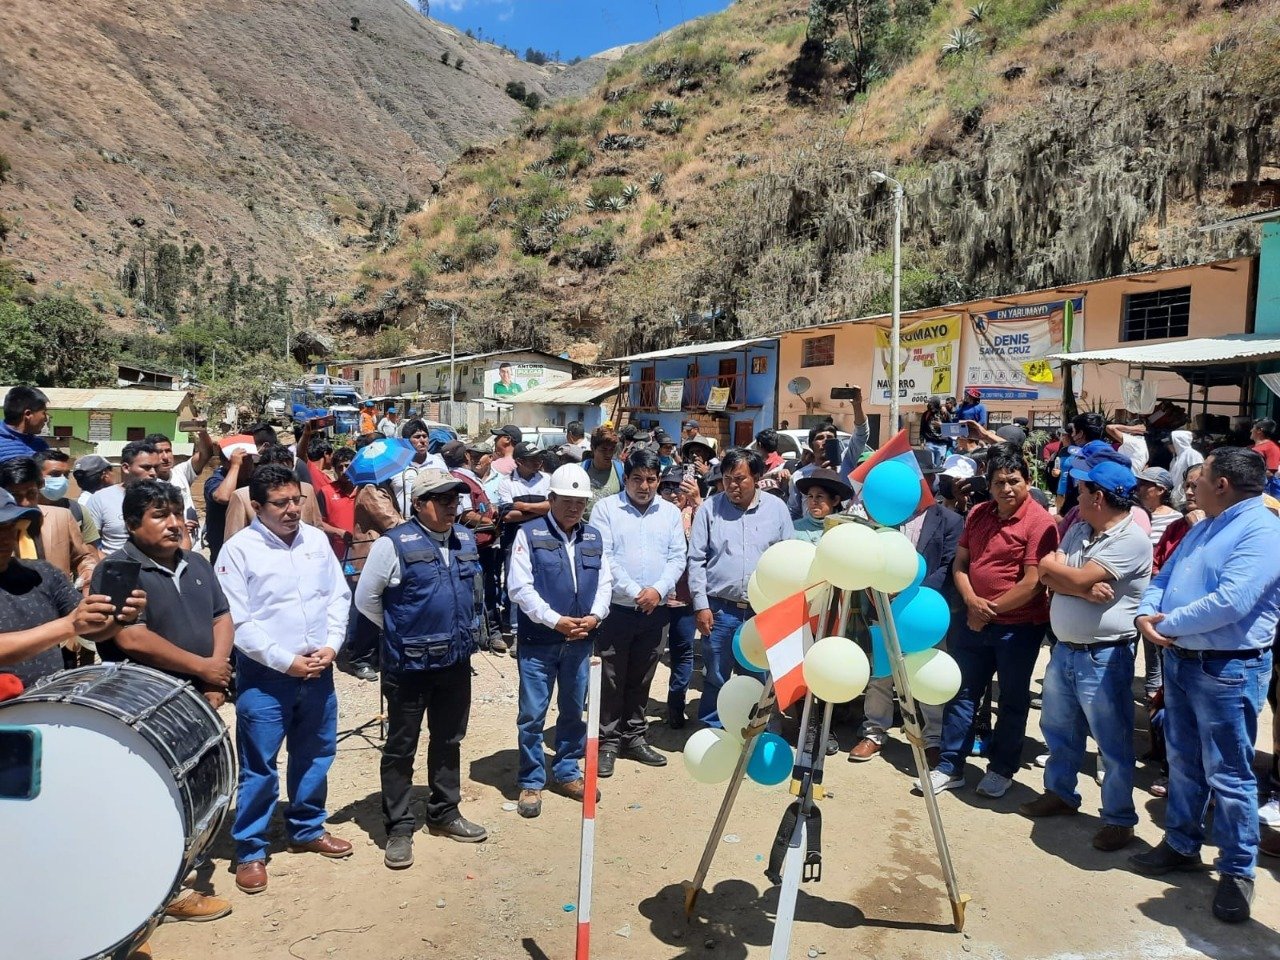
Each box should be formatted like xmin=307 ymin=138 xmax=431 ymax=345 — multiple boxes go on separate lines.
xmin=596 ymin=604 xmax=670 ymax=751
xmin=380 ymin=663 xmax=472 ymax=836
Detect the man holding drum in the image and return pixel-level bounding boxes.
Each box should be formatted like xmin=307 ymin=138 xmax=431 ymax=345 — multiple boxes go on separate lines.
xmin=216 ymin=463 xmax=354 ymax=895
xmin=89 ymin=478 xmax=234 ymax=923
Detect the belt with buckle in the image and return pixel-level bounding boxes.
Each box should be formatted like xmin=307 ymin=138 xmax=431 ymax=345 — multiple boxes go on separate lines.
xmin=1168 ymin=646 xmax=1264 ymax=661
xmin=1060 ymin=637 xmax=1133 ymax=652
xmin=711 ymin=595 xmax=751 ymax=610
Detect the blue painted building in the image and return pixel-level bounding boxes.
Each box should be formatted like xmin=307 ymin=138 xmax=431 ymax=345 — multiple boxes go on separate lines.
xmin=607 ymin=338 xmax=779 ymax=449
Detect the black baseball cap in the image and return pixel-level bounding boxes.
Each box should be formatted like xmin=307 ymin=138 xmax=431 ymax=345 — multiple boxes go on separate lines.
xmin=513 ymin=441 xmax=542 ymax=460
xmin=491 ymin=425 xmax=523 ymax=444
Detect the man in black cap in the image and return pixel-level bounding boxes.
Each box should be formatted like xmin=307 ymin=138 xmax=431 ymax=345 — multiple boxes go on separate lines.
xmin=490 ymin=425 xmax=523 ymax=478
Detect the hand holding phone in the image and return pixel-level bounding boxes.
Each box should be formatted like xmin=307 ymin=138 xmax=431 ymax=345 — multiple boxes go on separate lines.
xmin=97 ymin=558 xmax=142 ymax=616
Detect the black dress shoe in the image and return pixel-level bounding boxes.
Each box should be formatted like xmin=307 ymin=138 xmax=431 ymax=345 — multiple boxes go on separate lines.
xmin=1128 ymin=839 xmax=1202 ymax=876
xmin=598 ymin=750 xmax=616 ymax=778
xmin=426 ymin=816 xmax=488 ymax=843
xmin=620 ymin=743 xmax=668 ymax=767
xmin=1212 ymin=874 xmax=1254 ymax=923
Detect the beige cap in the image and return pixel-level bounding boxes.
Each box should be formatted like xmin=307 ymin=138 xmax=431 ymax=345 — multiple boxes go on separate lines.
xmin=410 ymin=468 xmax=467 ymax=499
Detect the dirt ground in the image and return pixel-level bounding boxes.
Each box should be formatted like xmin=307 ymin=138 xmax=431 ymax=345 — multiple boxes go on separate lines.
xmin=156 ymin=647 xmax=1280 ymax=960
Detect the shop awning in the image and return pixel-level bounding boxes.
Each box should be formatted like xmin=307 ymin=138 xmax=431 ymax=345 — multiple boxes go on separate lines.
xmin=1048 ymin=333 xmax=1280 ymax=368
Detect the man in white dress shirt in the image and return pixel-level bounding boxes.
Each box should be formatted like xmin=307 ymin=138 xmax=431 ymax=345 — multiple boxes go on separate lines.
xmin=215 ymin=463 xmax=353 ymax=896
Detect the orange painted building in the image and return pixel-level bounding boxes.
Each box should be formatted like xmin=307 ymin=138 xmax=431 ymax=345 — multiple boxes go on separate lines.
xmin=776 ymin=256 xmax=1257 ymax=435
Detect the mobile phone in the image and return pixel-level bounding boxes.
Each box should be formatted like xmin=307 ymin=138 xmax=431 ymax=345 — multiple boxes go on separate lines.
xmin=178 ymin=419 xmax=207 ymax=432
xmin=98 ymin=557 xmax=142 ymax=615
xmin=942 ymin=423 xmax=968 ymax=440
xmin=823 ymin=437 xmax=842 ymax=468
xmin=684 ymin=465 xmax=695 ymax=483
xmin=968 ymin=475 xmax=989 ymax=496
xmin=0 ymin=727 xmax=42 ymax=800
xmin=830 ymin=385 xmax=862 ymax=401
xmin=309 ymin=414 xmax=336 ymax=428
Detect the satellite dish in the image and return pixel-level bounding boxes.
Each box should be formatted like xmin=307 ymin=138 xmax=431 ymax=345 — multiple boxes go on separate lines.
xmin=787 ymin=376 xmax=811 ymax=396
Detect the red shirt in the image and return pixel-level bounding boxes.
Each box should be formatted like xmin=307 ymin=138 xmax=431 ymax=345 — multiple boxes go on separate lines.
xmin=959 ymin=497 xmax=1059 ymax=624
xmin=1254 ymin=439 xmax=1280 ymax=472
xmin=320 ymin=476 xmax=357 ymax=560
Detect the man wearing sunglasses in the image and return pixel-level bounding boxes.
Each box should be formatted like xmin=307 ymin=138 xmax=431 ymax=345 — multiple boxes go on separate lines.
xmin=354 ymin=469 xmax=489 ymax=869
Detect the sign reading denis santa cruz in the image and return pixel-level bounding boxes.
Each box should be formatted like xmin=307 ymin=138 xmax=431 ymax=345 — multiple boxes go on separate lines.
xmin=961 ymin=297 xmax=1084 ymax=403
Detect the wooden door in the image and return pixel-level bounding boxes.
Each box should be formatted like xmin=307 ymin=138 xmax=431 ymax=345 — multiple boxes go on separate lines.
xmin=733 ymin=419 xmax=754 ymax=447
xmin=718 ymin=358 xmax=738 ymax=405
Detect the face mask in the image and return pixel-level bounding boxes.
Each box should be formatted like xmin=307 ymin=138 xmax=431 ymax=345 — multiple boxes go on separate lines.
xmin=42 ymin=476 xmax=69 ymax=500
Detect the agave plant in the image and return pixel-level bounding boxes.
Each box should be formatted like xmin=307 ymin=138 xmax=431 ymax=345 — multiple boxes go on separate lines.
xmin=966 ymin=2 xmax=988 ymax=23
xmin=603 ymin=195 xmax=627 ymax=212
xmin=941 ymin=26 xmax=982 ymax=58
xmin=647 ymin=99 xmax=677 ymax=118
xmin=584 ymin=196 xmax=600 ymax=212
xmin=647 ymin=172 xmax=665 ymax=194
xmin=640 ymin=115 xmax=655 ymax=129
xmin=621 ymin=184 xmax=641 ymax=204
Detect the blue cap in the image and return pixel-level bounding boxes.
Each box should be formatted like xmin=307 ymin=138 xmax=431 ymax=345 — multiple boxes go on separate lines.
xmin=1069 ymin=451 xmax=1137 ymax=497
xmin=387 ymin=406 xmax=398 ymax=414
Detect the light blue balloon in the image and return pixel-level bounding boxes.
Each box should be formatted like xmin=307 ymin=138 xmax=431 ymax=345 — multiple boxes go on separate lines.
xmin=870 ymin=625 xmax=891 ymax=678
xmin=909 ymin=553 xmax=927 ymax=591
xmin=732 ymin=627 xmax=766 ymax=677
xmin=890 ymin=586 xmax=950 ymax=653
xmin=746 ymin=732 xmax=794 ymax=786
xmin=861 ymin=460 xmax=923 ymax=526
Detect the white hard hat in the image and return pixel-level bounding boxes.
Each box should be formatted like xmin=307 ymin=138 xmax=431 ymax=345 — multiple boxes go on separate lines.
xmin=549 ymin=463 xmax=592 ymax=498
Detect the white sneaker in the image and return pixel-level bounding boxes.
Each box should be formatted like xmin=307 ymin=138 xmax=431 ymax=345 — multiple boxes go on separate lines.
xmin=1034 ymin=753 xmax=1049 ymax=768
xmin=976 ymin=771 xmax=1013 ymax=798
xmin=1260 ymin=794 xmax=1280 ymax=827
xmin=913 ymin=769 xmax=964 ymax=795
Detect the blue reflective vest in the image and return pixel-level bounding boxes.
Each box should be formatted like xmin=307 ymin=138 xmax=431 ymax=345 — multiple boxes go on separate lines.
xmin=517 ymin=516 xmax=604 ymax=644
xmin=381 ymin=521 xmax=481 ymax=673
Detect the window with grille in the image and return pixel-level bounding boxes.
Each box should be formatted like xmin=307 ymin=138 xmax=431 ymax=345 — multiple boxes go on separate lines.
xmin=801 ymin=335 xmax=835 ymax=368
xmin=1121 ymin=287 xmax=1191 ymax=342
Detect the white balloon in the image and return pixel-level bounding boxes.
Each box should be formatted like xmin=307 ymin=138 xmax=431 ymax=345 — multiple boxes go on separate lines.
xmin=682 ymin=728 xmax=741 ymax=784
xmin=802 ymin=635 xmax=871 ymax=703
xmin=868 ymin=528 xmax=921 ymax=594
xmin=754 ymin=539 xmax=818 ymax=604
xmin=904 ymin=648 xmax=962 ymax=706
xmin=813 ymin=522 xmax=884 ymax=590
xmin=737 ymin=618 xmax=769 ymax=671
xmin=718 ymin=675 xmax=766 ymax=741
xmin=747 ymin=572 xmax=776 ymax=613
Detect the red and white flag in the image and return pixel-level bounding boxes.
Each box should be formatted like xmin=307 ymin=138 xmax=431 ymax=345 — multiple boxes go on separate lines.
xmin=848 ymin=428 xmax=935 ymax=514
xmin=756 ymin=590 xmax=813 ymax=711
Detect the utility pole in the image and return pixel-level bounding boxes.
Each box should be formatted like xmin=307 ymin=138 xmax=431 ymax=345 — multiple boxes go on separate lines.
xmin=449 ymin=309 xmax=457 ymax=413
xmin=871 ymin=171 xmax=904 ymax=434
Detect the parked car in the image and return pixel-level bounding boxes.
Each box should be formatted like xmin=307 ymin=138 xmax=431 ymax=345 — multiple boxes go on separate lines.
xmin=774 ymin=428 xmax=852 ymax=461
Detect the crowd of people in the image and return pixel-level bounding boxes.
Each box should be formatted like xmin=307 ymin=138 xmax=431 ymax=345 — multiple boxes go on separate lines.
xmin=1 ymin=380 xmax=1278 ymax=948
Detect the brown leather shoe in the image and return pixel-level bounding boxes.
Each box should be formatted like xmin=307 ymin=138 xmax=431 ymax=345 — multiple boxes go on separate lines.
xmin=848 ymin=738 xmax=881 ymax=762
xmin=235 ymin=860 xmax=268 ymax=894
xmin=288 ymin=832 xmax=353 ymax=858
xmin=518 ymin=789 xmax=543 ymax=819
xmin=1019 ymin=792 xmax=1079 ymax=818
xmin=1262 ymin=826 xmax=1280 ymax=859
xmin=550 ymin=777 xmax=600 ymax=803
xmin=163 ymin=891 xmax=232 ymax=923
xmin=1093 ymin=824 xmax=1135 ymax=852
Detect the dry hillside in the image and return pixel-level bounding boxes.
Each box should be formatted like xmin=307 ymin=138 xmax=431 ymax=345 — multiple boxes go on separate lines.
xmin=346 ymin=0 xmax=1280 ymax=363
xmin=0 ymin=0 xmax=603 ymax=300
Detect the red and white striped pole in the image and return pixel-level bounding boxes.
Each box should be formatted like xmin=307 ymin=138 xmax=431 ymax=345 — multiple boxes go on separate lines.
xmin=576 ymin=656 xmax=602 ymax=960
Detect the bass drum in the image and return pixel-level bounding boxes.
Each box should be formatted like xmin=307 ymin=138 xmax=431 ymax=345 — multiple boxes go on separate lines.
xmin=0 ymin=663 xmax=235 ymax=960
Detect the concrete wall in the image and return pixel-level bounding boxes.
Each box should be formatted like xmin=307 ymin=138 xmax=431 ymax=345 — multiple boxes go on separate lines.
xmin=513 ymin=401 xmax=611 ymax=433
xmin=777 ymin=257 xmax=1257 ymax=429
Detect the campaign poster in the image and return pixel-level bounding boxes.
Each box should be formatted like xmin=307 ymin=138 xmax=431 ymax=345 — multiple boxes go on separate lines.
xmin=658 ymin=380 xmax=684 ymax=412
xmin=960 ymin=298 xmax=1084 ymax=402
xmin=483 ymin=361 xmax=570 ymax=400
xmin=873 ymin=315 xmax=961 ymax=406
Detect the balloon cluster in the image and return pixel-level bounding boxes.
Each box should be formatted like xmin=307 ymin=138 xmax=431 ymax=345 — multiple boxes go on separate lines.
xmin=682 ymin=456 xmax=964 ymax=786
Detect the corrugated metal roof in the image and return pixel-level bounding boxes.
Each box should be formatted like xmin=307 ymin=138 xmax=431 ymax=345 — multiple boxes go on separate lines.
xmin=0 ymin=387 xmax=196 ymax=411
xmin=605 ymin=337 xmax=777 ymax=364
xmin=1199 ymin=207 xmax=1280 ymax=231
xmin=510 ymin=376 xmax=620 ymax=405
xmin=1048 ymin=333 xmax=1280 ymax=367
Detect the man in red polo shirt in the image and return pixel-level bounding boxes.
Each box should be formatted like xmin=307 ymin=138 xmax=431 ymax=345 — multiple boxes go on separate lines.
xmin=918 ymin=442 xmax=1059 ymax=799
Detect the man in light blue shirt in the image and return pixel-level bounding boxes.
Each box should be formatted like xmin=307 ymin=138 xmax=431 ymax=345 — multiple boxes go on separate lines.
xmin=591 ymin=447 xmax=687 ymax=775
xmin=1131 ymin=447 xmax=1280 ymax=923
xmin=687 ymin=447 xmax=794 ymax=728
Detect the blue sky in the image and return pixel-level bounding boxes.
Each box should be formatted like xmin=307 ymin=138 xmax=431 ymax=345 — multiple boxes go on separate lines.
xmin=420 ymin=1 xmax=734 ymax=60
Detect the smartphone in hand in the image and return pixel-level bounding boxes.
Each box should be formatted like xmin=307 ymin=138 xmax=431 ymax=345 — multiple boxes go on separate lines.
xmin=97 ymin=558 xmax=142 ymax=615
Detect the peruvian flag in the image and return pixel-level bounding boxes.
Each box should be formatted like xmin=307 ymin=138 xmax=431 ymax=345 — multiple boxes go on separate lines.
xmin=848 ymin=428 xmax=935 ymax=513
xmin=756 ymin=590 xmax=813 ymax=710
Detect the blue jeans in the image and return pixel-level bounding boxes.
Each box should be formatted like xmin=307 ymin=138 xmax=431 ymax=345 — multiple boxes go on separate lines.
xmin=516 ymin=640 xmax=591 ymax=789
xmin=1163 ymin=648 xmax=1271 ymax=878
xmin=924 ymin=442 xmax=948 ymax=468
xmin=698 ymin=599 xmax=752 ymax=727
xmin=939 ymin=621 xmax=1044 ymax=779
xmin=233 ymin=656 xmax=338 ymax=864
xmin=1040 ymin=641 xmax=1137 ymax=825
xmin=666 ymin=606 xmax=697 ymax=716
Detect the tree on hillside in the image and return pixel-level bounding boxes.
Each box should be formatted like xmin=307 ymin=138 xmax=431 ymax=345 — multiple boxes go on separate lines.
xmin=0 ymin=299 xmax=42 ymax=384
xmin=26 ymin=296 xmax=115 ymax=387
xmin=525 ymin=47 xmax=551 ymax=66
xmin=808 ymin=0 xmax=893 ymax=93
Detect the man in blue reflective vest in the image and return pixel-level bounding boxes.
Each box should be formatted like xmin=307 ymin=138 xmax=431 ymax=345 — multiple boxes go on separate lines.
xmin=509 ymin=463 xmax=613 ymax=819
xmin=355 ymin=469 xmax=488 ymax=870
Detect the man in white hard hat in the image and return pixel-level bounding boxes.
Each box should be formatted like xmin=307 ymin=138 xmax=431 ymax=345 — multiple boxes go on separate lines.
xmin=508 ymin=463 xmax=613 ymax=819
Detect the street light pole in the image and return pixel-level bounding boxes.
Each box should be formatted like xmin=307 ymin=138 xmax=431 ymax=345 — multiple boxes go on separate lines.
xmin=872 ymin=171 xmax=904 ymax=435
xmin=449 ymin=310 xmax=457 ymax=413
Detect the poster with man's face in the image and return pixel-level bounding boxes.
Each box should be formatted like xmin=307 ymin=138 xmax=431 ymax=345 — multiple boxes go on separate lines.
xmin=483 ymin=361 xmax=570 ymax=399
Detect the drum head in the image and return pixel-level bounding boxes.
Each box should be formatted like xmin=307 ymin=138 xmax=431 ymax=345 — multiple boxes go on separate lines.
xmin=0 ymin=701 xmax=186 ymax=960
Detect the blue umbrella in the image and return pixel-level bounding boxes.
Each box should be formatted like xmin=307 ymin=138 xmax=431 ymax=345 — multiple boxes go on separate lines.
xmin=346 ymin=437 xmax=415 ymax=486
